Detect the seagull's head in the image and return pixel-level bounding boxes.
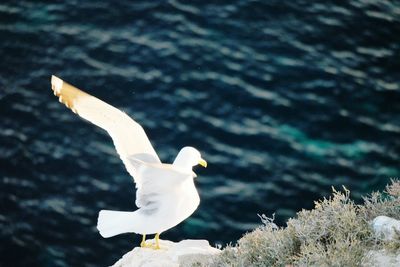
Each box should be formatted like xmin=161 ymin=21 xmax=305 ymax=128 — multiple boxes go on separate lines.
xmin=173 ymin=147 xmax=207 ymax=173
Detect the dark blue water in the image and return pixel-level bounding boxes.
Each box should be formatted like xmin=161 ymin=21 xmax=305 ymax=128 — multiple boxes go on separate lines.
xmin=1 ymin=0 xmax=399 ymax=266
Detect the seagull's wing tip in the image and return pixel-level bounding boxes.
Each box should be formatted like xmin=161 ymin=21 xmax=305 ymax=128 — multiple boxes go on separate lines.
xmin=51 ymin=75 xmax=63 ymax=91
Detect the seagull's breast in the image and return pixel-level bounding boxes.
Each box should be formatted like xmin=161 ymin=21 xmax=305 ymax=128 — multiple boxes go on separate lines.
xmin=176 ymin=178 xmax=200 ymax=219
xmin=151 ymin=176 xmax=199 ymax=232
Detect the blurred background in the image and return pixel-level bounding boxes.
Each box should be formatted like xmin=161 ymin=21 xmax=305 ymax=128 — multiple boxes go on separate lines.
xmin=0 ymin=0 xmax=399 ymax=266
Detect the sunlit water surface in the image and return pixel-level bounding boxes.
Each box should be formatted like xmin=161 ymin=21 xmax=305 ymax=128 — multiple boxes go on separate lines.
xmin=0 ymin=0 xmax=399 ymax=266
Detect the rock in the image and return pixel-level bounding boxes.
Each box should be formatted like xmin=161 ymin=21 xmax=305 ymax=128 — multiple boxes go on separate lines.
xmin=364 ymin=250 xmax=400 ymax=267
xmin=371 ymin=216 xmax=400 ymax=241
xmin=111 ymin=239 xmax=221 ymax=267
xmin=366 ymin=216 xmax=400 ymax=266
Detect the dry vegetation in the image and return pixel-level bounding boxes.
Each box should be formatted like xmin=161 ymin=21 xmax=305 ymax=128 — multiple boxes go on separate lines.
xmin=211 ymin=180 xmax=400 ymax=267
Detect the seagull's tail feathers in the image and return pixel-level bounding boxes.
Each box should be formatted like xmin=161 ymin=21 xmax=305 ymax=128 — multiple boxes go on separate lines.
xmin=97 ymin=210 xmax=138 ymax=238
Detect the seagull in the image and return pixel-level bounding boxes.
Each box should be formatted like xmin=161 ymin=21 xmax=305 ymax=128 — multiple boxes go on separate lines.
xmin=50 ymin=75 xmax=207 ymax=249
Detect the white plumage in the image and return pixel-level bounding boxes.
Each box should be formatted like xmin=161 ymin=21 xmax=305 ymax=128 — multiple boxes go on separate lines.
xmin=51 ymin=75 xmax=206 ymax=246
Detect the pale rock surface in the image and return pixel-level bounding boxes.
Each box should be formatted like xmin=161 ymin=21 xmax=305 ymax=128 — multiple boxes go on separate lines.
xmin=371 ymin=216 xmax=400 ymax=241
xmin=364 ymin=250 xmax=400 ymax=267
xmin=111 ymin=239 xmax=221 ymax=267
xmin=362 ymin=216 xmax=400 ymax=267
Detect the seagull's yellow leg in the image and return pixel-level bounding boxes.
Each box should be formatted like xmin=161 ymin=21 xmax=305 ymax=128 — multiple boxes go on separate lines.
xmin=154 ymin=233 xmax=160 ymax=249
xmin=140 ymin=234 xmax=147 ymax=248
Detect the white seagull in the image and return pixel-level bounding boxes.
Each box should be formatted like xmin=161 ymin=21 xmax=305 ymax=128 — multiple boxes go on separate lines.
xmin=50 ymin=75 xmax=207 ymax=249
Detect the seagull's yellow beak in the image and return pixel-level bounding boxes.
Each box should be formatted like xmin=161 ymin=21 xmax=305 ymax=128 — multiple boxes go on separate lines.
xmin=198 ymin=158 xmax=207 ymax=168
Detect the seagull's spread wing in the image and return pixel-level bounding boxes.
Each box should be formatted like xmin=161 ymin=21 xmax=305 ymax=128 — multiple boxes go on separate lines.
xmin=50 ymin=75 xmax=161 ymax=182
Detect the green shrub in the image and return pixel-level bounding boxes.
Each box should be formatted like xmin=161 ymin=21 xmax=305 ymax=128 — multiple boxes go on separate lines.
xmin=212 ymin=217 xmax=299 ymax=267
xmin=360 ymin=179 xmax=400 ymax=221
xmin=212 ymin=180 xmax=400 ymax=267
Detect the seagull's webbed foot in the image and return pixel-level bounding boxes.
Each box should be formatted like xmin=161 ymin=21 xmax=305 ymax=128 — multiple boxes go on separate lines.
xmin=140 ymin=234 xmax=161 ymax=250
xmin=154 ymin=233 xmax=160 ymax=250
xmin=140 ymin=234 xmax=152 ymax=248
